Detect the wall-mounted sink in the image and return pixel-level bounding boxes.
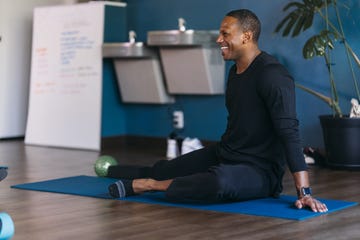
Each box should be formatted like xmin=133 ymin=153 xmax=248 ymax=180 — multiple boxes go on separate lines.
xmin=101 ymin=31 xmax=174 ymax=104
xmin=102 ymin=31 xmax=157 ymax=58
xmin=147 ymin=18 xmax=219 ymax=47
xmin=102 ymin=42 xmax=157 ymax=58
xmin=147 ymin=30 xmax=219 ymax=47
xmin=145 ymin=19 xmax=224 ymax=95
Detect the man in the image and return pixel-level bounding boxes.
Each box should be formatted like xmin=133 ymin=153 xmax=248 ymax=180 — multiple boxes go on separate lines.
xmin=106 ymin=9 xmax=328 ymax=212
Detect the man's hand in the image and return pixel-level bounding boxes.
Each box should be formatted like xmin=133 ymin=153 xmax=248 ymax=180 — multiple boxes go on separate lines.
xmin=295 ymin=196 xmax=328 ymax=212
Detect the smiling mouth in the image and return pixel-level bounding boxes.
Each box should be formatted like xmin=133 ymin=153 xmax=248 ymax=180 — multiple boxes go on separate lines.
xmin=220 ymin=46 xmax=228 ymax=50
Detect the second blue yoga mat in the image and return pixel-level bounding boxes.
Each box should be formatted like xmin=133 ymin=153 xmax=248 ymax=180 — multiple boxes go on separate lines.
xmin=11 ymin=175 xmax=357 ymax=221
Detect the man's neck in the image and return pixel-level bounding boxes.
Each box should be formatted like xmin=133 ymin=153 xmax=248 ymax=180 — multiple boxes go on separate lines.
xmin=235 ymin=47 xmax=261 ymax=74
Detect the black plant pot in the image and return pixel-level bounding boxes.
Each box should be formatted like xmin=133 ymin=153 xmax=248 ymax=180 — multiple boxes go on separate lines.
xmin=319 ymin=115 xmax=360 ymax=170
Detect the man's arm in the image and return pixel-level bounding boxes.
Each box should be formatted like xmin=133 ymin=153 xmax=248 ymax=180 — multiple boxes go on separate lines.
xmin=292 ymin=171 xmax=328 ymax=212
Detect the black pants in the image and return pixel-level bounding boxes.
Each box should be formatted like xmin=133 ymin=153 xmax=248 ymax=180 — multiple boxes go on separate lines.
xmin=108 ymin=145 xmax=272 ymax=203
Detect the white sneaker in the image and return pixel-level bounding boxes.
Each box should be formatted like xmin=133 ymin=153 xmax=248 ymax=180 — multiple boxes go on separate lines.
xmin=304 ymin=154 xmax=315 ymax=164
xmin=181 ymin=137 xmax=203 ymax=155
xmin=166 ymin=139 xmax=179 ymax=160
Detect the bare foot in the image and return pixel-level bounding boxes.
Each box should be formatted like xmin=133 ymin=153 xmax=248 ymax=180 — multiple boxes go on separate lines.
xmin=132 ymin=179 xmax=154 ymax=193
xmin=132 ymin=178 xmax=173 ymax=193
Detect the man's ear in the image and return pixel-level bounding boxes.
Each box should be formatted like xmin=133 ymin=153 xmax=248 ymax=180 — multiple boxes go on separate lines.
xmin=242 ymin=31 xmax=253 ymax=43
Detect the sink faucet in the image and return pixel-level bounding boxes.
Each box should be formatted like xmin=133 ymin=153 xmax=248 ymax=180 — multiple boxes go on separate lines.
xmin=129 ymin=30 xmax=136 ymax=44
xmin=178 ymin=18 xmax=186 ymax=32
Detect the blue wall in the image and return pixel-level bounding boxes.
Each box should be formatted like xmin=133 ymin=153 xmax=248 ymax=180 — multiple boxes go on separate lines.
xmin=102 ymin=0 xmax=360 ymax=148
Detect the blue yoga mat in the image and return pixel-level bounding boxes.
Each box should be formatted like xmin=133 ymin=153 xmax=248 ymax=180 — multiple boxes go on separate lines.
xmin=11 ymin=175 xmax=357 ymax=221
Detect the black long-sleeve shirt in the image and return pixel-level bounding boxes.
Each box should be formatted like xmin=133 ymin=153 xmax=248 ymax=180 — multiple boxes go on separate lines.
xmin=216 ymin=51 xmax=307 ymax=194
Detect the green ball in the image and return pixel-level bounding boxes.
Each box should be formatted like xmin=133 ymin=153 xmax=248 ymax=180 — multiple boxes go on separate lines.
xmin=94 ymin=155 xmax=118 ymax=177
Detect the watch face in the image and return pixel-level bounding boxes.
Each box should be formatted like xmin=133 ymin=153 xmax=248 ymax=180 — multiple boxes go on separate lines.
xmin=302 ymin=187 xmax=312 ymax=196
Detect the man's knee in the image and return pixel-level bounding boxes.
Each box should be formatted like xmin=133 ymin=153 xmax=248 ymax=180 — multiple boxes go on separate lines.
xmin=207 ymin=164 xmax=269 ymax=201
xmin=164 ymin=172 xmax=224 ymax=203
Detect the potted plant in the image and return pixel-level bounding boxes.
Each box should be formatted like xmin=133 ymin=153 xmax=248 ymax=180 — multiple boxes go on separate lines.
xmin=275 ymin=0 xmax=360 ymax=169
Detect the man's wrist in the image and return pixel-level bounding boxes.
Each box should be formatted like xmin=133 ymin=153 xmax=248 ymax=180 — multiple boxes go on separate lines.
xmin=297 ymin=186 xmax=312 ymax=198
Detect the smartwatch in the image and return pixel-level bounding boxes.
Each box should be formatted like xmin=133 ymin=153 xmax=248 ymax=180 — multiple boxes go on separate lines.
xmin=298 ymin=187 xmax=312 ymax=198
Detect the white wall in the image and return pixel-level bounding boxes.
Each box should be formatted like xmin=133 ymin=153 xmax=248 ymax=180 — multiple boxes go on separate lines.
xmin=0 ymin=0 xmax=74 ymax=138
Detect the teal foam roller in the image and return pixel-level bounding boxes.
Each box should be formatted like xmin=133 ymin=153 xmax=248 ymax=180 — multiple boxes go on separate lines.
xmin=0 ymin=212 xmax=14 ymax=240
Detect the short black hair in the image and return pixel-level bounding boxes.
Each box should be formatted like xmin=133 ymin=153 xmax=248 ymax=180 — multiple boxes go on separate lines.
xmin=226 ymin=9 xmax=261 ymax=42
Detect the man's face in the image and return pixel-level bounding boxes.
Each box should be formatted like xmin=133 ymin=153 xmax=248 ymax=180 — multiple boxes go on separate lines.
xmin=216 ymin=16 xmax=245 ymax=61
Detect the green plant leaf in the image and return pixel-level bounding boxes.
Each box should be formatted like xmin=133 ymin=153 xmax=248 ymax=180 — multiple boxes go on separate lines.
xmin=283 ymin=13 xmax=299 ymax=36
xmin=283 ymin=2 xmax=304 ymax=12
xmin=303 ymin=30 xmax=337 ymax=59
xmin=303 ymin=11 xmax=314 ymax=30
xmin=274 ymin=0 xmax=330 ymax=37
xmin=292 ymin=15 xmax=307 ymax=36
xmin=275 ymin=0 xmax=357 ymax=116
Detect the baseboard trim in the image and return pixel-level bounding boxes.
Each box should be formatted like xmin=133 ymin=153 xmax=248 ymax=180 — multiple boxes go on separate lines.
xmin=101 ymin=135 xmax=216 ymax=150
xmin=101 ymin=135 xmax=166 ymax=150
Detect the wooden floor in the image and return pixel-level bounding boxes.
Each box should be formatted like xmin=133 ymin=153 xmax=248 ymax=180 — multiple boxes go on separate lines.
xmin=0 ymin=138 xmax=359 ymax=240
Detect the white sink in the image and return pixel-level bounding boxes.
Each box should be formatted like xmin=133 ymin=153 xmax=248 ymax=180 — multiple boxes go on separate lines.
xmin=102 ymin=42 xmax=158 ymax=58
xmin=147 ymin=30 xmax=219 ymax=47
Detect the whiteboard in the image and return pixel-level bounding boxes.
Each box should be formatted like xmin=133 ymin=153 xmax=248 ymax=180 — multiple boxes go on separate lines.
xmin=0 ymin=0 xmax=68 ymax=139
xmin=25 ymin=4 xmax=105 ymax=150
